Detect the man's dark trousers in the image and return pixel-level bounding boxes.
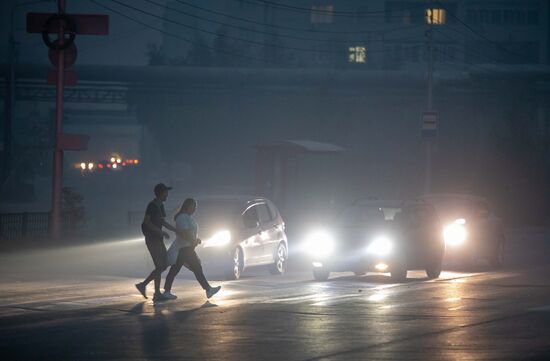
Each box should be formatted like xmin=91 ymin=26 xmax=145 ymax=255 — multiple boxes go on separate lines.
xmin=143 ymin=236 xmax=167 ymax=292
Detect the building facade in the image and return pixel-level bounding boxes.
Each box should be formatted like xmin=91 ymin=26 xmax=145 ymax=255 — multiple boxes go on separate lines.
xmin=160 ymin=0 xmax=550 ymax=70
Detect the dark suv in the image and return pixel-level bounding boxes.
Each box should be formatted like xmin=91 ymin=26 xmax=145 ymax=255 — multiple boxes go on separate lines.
xmin=305 ymin=199 xmax=444 ymax=282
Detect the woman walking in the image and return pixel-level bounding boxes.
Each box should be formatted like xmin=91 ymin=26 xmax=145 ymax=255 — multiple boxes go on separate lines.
xmin=163 ymin=198 xmax=221 ymax=300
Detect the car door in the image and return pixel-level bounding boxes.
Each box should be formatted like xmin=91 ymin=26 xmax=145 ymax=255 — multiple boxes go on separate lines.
xmin=255 ymin=202 xmax=279 ymax=264
xmin=241 ymin=204 xmax=264 ymax=266
xmin=267 ymin=200 xmax=286 ymax=248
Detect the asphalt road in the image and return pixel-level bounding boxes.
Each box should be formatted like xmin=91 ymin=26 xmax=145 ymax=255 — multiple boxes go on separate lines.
xmin=1 ymin=229 xmax=549 ymax=360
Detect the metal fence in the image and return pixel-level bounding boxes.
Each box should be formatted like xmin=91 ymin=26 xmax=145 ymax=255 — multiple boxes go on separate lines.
xmin=0 ymin=212 xmax=51 ymax=241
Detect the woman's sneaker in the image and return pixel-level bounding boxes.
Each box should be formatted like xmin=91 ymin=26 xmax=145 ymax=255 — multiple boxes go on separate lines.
xmin=153 ymin=292 xmax=168 ymax=302
xmin=163 ymin=291 xmax=177 ymax=300
xmin=135 ymin=282 xmax=147 ymax=299
xmin=206 ymin=286 xmax=221 ymax=299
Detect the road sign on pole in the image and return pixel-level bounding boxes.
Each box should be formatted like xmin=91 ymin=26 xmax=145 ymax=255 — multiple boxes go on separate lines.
xmin=26 ymin=3 xmax=108 ymax=240
xmin=27 ymin=13 xmax=109 ymax=35
xmin=421 ymin=111 xmax=439 ymax=138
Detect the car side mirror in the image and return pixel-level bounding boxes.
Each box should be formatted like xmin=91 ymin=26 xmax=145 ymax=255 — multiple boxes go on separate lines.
xmin=244 ymin=219 xmax=259 ymax=229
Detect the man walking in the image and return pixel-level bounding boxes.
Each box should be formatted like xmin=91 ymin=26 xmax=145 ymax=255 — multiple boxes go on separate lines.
xmin=135 ymin=183 xmax=179 ymax=301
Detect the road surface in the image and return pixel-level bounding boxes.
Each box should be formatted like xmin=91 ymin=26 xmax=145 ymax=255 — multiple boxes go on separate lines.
xmin=0 ymin=229 xmax=549 ymax=360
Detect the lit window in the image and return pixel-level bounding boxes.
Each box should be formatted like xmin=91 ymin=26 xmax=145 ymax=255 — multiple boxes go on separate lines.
xmin=349 ymin=46 xmax=366 ymax=63
xmin=426 ymin=8 xmax=446 ymax=25
xmin=311 ymin=5 xmax=333 ymax=24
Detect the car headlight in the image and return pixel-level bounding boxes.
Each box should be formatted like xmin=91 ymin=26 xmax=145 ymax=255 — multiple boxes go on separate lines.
xmin=366 ymin=236 xmax=393 ymax=256
xmin=203 ymin=230 xmax=231 ymax=248
xmin=443 ymin=219 xmax=467 ymax=246
xmin=305 ymin=230 xmax=335 ymax=258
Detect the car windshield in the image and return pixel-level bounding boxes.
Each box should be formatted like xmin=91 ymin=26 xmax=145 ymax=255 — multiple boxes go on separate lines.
xmin=336 ymin=205 xmax=401 ymax=227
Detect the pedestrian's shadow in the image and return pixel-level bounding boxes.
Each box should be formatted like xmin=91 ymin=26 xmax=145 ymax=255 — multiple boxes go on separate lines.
xmin=128 ymin=300 xmax=218 ymax=319
xmin=128 ymin=301 xmax=147 ymax=315
xmin=135 ymin=302 xmax=172 ymax=356
xmin=130 ymin=300 xmax=217 ymax=357
xmin=172 ymin=300 xmax=218 ymax=321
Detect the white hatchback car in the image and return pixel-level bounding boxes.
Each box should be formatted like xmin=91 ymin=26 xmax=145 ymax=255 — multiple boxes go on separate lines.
xmin=190 ymin=195 xmax=288 ymax=280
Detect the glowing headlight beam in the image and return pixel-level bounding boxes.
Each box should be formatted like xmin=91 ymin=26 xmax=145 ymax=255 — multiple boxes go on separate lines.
xmin=443 ymin=220 xmax=467 ymax=246
xmin=203 ymin=230 xmax=231 ymax=248
xmin=366 ymin=236 xmax=393 ymax=256
xmin=305 ymin=230 xmax=335 ymax=258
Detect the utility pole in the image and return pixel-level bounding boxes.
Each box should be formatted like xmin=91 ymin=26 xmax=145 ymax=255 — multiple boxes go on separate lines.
xmin=27 ymin=0 xmax=108 ymax=240
xmin=50 ymin=0 xmax=67 ymax=240
xmin=425 ymin=6 xmax=435 ymax=194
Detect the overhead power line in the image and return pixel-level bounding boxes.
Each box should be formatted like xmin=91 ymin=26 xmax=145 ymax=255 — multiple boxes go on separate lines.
xmin=433 ymin=28 xmax=499 ymax=65
xmin=434 ymin=22 xmax=531 ymax=65
xmin=92 ymin=0 xmax=518 ymax=74
xmin=435 ymin=0 xmax=535 ymax=63
xmin=89 ymin=0 xmax=264 ymax=62
xmin=91 ymin=0 xmax=423 ymax=64
xmin=143 ymin=0 xmax=390 ymax=45
xmin=235 ymin=0 xmax=425 ymax=17
xmin=104 ymin=0 xmax=426 ymax=56
xmin=173 ymin=0 xmax=420 ymax=35
xmin=105 ymin=0 xmax=342 ymax=54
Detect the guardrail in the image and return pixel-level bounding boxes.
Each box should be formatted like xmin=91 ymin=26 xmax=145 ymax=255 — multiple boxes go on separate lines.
xmin=0 ymin=212 xmax=85 ymax=241
xmin=0 ymin=212 xmax=50 ymax=241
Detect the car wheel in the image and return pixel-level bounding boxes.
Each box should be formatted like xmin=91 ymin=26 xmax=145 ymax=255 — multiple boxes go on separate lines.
xmin=490 ymin=241 xmax=504 ymax=269
xmin=269 ymin=243 xmax=287 ymax=275
xmin=426 ymin=260 xmax=442 ymax=279
xmin=313 ymin=267 xmax=330 ymax=281
xmin=225 ymin=247 xmax=244 ymax=280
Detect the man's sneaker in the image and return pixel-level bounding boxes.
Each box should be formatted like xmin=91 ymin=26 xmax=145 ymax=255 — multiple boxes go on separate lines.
xmin=163 ymin=291 xmax=177 ymax=300
xmin=206 ymin=285 xmax=221 ymax=299
xmin=153 ymin=292 xmax=168 ymax=302
xmin=135 ymin=282 xmax=147 ymax=299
